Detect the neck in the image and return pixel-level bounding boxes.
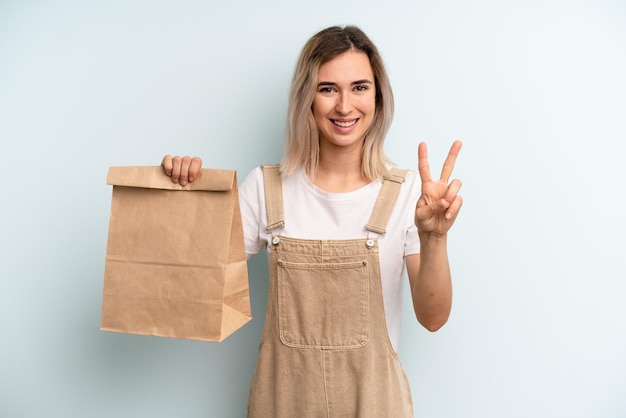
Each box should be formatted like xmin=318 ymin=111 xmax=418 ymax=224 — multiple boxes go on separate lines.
xmin=311 ymin=142 xmax=369 ymax=193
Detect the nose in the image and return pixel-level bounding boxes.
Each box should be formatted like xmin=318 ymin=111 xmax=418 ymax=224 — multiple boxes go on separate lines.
xmin=335 ymin=92 xmax=353 ymax=115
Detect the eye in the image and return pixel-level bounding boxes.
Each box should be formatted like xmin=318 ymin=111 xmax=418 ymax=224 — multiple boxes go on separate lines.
xmin=355 ymin=84 xmax=370 ymax=92
xmin=318 ymin=86 xmax=336 ymax=93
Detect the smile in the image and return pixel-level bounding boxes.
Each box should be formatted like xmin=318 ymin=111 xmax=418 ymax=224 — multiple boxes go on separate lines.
xmin=332 ymin=119 xmax=358 ymax=128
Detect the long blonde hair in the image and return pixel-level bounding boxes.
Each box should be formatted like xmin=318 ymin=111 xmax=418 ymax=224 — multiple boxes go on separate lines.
xmin=281 ymin=25 xmax=394 ymax=181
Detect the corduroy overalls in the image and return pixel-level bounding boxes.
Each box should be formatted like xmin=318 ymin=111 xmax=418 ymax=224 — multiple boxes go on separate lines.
xmin=247 ymin=165 xmax=414 ymax=418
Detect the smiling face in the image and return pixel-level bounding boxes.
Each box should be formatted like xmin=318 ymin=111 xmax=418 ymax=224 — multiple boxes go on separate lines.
xmin=312 ymin=49 xmax=376 ymax=154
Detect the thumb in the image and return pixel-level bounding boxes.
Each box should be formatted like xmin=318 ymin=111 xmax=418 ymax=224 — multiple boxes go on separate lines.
xmin=436 ymin=199 xmax=451 ymax=213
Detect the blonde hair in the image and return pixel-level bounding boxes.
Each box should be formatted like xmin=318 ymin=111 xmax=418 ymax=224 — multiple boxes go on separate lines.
xmin=281 ymin=25 xmax=394 ymax=180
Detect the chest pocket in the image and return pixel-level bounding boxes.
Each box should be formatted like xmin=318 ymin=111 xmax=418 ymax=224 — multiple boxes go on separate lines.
xmin=277 ymin=259 xmax=370 ymax=350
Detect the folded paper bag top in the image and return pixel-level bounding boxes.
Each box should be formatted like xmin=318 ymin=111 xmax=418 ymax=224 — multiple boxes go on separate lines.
xmin=101 ymin=166 xmax=251 ymax=342
xmin=105 ymin=165 xmax=235 ymax=191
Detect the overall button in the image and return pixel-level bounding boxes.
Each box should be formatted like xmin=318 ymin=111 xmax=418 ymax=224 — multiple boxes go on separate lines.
xmin=272 ymin=236 xmax=281 ymax=245
xmin=365 ymin=239 xmax=375 ymax=249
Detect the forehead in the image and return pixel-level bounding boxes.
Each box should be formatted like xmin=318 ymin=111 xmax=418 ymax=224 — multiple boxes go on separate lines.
xmin=317 ymin=50 xmax=374 ymax=82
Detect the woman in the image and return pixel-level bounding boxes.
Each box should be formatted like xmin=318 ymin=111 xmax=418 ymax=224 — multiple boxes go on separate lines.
xmin=163 ymin=25 xmax=462 ymax=418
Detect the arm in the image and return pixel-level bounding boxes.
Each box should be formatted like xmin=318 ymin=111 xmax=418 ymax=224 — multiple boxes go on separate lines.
xmin=407 ymin=141 xmax=463 ymax=332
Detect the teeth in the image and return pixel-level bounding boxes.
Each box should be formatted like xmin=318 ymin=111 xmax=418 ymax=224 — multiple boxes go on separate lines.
xmin=333 ymin=120 xmax=357 ymax=127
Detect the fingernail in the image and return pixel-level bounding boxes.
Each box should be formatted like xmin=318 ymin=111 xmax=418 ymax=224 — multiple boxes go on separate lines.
xmin=188 ymin=177 xmax=194 ymax=182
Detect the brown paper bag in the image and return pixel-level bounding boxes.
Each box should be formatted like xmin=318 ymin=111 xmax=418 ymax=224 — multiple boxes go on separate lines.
xmin=101 ymin=166 xmax=251 ymax=342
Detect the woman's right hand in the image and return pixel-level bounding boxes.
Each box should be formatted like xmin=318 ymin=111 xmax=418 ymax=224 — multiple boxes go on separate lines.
xmin=161 ymin=155 xmax=203 ymax=186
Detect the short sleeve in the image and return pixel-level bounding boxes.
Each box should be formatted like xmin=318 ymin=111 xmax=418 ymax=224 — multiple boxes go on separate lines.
xmin=404 ymin=223 xmax=420 ymax=256
xmin=402 ymin=171 xmax=421 ymax=257
xmin=238 ymin=167 xmax=268 ymax=260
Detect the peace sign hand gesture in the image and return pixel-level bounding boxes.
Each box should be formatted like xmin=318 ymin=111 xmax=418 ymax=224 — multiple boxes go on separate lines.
xmin=415 ymin=141 xmax=463 ymax=238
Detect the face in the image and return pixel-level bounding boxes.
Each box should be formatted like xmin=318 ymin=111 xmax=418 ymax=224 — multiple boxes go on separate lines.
xmin=312 ymin=49 xmax=376 ymax=153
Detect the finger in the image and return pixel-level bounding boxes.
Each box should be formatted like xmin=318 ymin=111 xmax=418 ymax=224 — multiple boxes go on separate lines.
xmin=188 ymin=157 xmax=203 ymax=182
xmin=436 ymin=198 xmax=451 ymax=214
xmin=445 ymin=195 xmax=463 ymax=220
xmin=178 ymin=156 xmax=193 ymax=185
xmin=171 ymin=156 xmax=182 ymax=183
xmin=440 ymin=140 xmax=463 ymax=183
xmin=418 ymin=142 xmax=432 ymax=183
xmin=441 ymin=179 xmax=462 ymax=219
xmin=161 ymin=154 xmax=173 ymax=176
xmin=444 ymin=178 xmax=462 ymax=205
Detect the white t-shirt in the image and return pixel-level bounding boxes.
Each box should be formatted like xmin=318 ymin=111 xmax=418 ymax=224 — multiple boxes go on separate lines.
xmin=239 ymin=166 xmax=421 ymax=351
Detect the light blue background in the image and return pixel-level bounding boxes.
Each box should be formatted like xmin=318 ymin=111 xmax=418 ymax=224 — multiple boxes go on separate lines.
xmin=1 ymin=1 xmax=625 ymax=417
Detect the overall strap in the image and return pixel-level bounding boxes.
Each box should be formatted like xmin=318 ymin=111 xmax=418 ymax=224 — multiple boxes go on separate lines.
xmin=365 ymin=168 xmax=409 ymax=235
xmin=261 ymin=164 xmax=285 ymax=232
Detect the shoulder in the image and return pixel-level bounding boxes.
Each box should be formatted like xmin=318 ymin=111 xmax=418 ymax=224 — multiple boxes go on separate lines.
xmin=241 ymin=165 xmax=265 ymax=185
xmin=392 ymin=168 xmax=421 ymax=208
xmin=238 ymin=166 xmax=267 ymax=221
xmin=403 ymin=169 xmax=419 ymax=188
xmin=239 ymin=166 xmax=265 ymax=197
xmin=389 ymin=168 xmax=420 ymax=193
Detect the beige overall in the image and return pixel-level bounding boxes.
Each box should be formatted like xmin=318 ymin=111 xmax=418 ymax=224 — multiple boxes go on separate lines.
xmin=247 ymin=165 xmax=414 ymax=418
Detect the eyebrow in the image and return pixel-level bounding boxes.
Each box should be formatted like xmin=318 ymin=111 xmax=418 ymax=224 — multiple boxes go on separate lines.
xmin=317 ymin=79 xmax=374 ymax=87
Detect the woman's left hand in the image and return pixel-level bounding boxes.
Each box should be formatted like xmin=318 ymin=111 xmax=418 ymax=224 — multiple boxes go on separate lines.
xmin=415 ymin=140 xmax=463 ymax=237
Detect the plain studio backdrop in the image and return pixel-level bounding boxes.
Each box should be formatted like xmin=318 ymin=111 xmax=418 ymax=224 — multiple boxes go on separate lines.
xmin=1 ymin=1 xmax=625 ymax=417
